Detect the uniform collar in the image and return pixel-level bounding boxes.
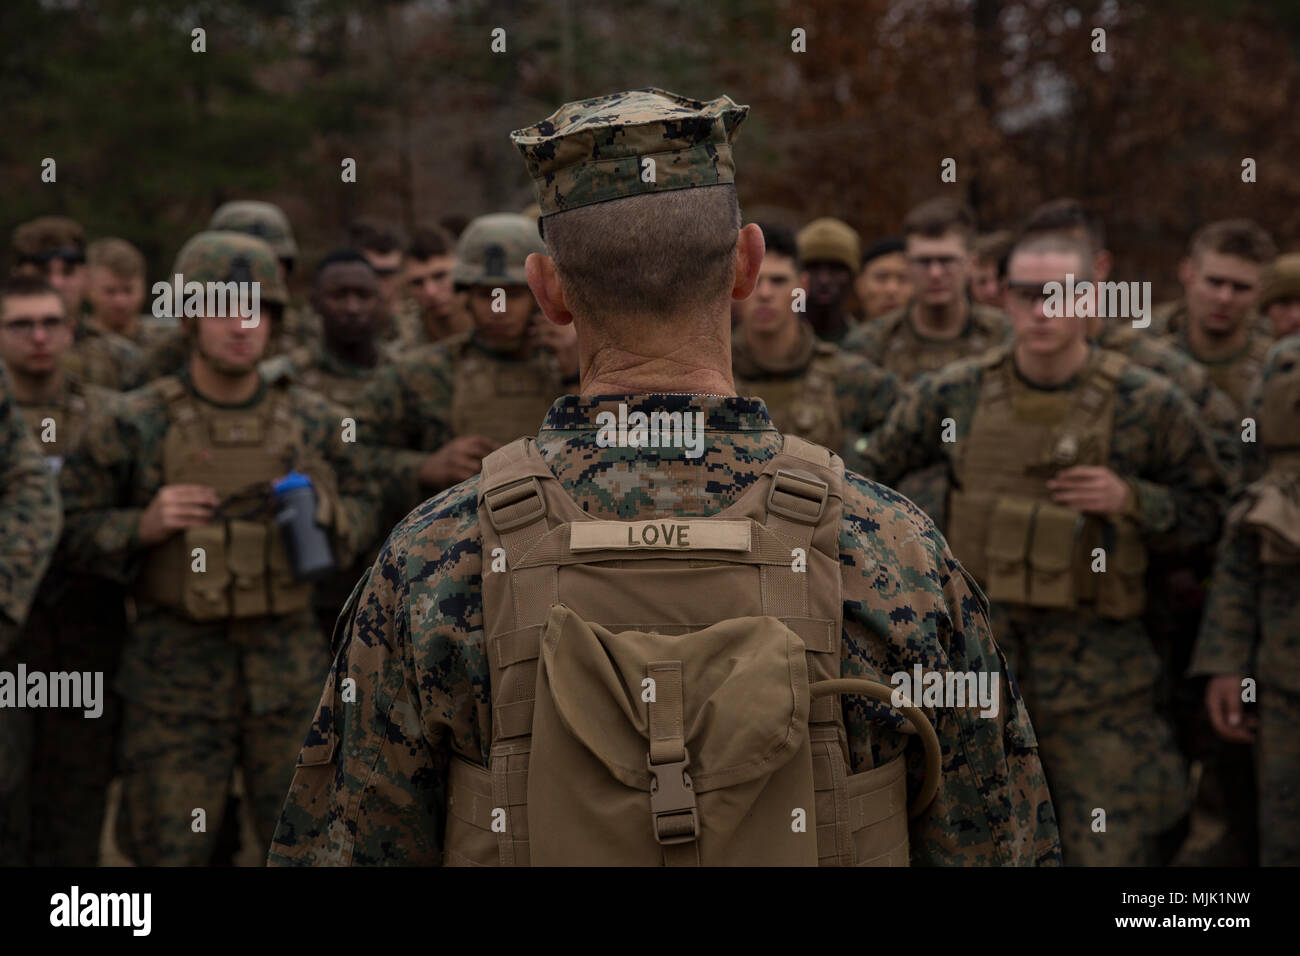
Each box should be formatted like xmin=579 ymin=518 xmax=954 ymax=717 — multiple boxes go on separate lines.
xmin=540 ymin=393 xmax=776 ymax=434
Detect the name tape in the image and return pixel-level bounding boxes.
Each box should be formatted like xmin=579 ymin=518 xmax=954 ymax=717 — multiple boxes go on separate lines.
xmin=569 ymin=519 xmax=751 ymax=552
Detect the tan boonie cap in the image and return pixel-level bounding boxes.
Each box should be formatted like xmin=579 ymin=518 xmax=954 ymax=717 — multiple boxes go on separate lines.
xmin=1259 ymin=252 xmax=1300 ymax=310
xmin=209 ymin=200 xmax=299 ymax=260
xmin=452 ymin=213 xmax=546 ymax=289
xmin=798 ymin=218 xmax=862 ymax=274
xmin=510 ymin=87 xmax=749 ymax=222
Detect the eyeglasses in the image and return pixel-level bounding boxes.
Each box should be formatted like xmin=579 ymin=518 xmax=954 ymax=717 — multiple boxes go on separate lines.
xmin=1004 ymin=283 xmax=1055 ymax=307
xmin=21 ymin=247 xmax=85 ymax=266
xmin=2 ymin=317 xmax=68 ymax=337
xmin=907 ymin=255 xmax=962 ymax=271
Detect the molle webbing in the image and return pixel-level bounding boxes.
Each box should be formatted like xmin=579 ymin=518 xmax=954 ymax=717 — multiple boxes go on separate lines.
xmin=946 ymin=351 xmax=1144 ymax=616
xmin=442 ymin=432 xmax=921 ymax=866
xmin=450 ymin=345 xmax=562 ymax=447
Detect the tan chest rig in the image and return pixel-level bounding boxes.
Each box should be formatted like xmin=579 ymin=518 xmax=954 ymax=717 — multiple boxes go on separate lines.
xmin=945 ymin=350 xmax=1147 ymax=618
xmin=135 ymin=377 xmax=313 ymax=622
xmin=1244 ymin=354 xmax=1300 ymax=564
xmin=882 ymin=309 xmax=999 ymax=381
xmin=449 ymin=343 xmax=563 ymax=447
xmin=443 ymin=435 xmax=941 ymax=867
xmin=735 ymin=342 xmax=843 ymax=450
xmin=18 ymin=385 xmax=91 ymax=471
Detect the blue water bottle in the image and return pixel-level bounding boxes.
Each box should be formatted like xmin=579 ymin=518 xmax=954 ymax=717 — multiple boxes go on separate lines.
xmin=272 ymin=471 xmax=337 ymax=581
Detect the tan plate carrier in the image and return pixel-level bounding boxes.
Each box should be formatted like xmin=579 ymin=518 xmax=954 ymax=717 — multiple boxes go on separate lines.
xmin=443 ymin=433 xmax=940 ymax=866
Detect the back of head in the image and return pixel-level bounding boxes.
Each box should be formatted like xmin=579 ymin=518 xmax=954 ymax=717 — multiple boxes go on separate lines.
xmin=541 ymin=187 xmax=740 ymax=329
xmin=512 ymin=87 xmax=748 ymax=338
xmin=209 ymin=200 xmax=298 ymax=261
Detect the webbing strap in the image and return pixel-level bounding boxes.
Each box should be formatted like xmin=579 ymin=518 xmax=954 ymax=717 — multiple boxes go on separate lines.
xmin=645 ymin=660 xmax=699 ymax=863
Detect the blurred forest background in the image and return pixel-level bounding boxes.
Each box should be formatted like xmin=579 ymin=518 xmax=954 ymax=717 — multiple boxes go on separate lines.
xmin=2 ymin=0 xmax=1298 ymax=299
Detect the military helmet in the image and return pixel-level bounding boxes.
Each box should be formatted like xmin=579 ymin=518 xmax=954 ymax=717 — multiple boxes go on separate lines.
xmin=208 ymin=200 xmax=298 ymax=260
xmin=452 ymin=213 xmax=545 ymax=289
xmin=172 ymin=231 xmax=288 ymax=307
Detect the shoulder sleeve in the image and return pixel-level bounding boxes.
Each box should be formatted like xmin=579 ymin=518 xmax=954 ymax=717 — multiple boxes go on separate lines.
xmin=838 ymin=473 xmax=1061 ymax=865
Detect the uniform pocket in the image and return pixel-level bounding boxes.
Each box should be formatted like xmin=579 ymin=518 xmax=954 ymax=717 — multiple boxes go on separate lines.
xmin=1028 ymin=503 xmax=1080 ymax=609
xmin=985 ymin=498 xmax=1034 ymax=605
xmin=183 ymin=524 xmax=230 ymax=621
xmin=228 ymin=520 xmax=269 ymax=618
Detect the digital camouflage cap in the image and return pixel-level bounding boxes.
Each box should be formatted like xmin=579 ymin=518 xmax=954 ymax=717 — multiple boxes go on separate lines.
xmin=172 ymin=231 xmax=288 ymax=307
xmin=452 ymin=213 xmax=546 ymax=289
xmin=209 ymin=200 xmax=299 ymax=260
xmin=510 ymin=87 xmax=748 ymax=222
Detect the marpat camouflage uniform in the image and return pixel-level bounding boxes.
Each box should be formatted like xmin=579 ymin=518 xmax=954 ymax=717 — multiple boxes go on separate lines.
xmin=269 ymin=396 xmax=1059 ymax=866
xmin=1189 ymin=336 xmax=1300 ymax=866
xmin=859 ymin=345 xmax=1228 ymax=864
xmin=0 ymin=367 xmax=62 ymax=864
xmin=57 ymin=231 xmax=382 ymax=866
xmin=62 ymin=320 xmax=145 ymax=391
xmin=843 ymin=300 xmax=1011 ymax=529
xmin=732 ymin=318 xmax=901 ymax=464
xmin=271 ymin=87 xmax=1059 ymax=868
xmin=3 ymin=376 xmax=128 ymax=866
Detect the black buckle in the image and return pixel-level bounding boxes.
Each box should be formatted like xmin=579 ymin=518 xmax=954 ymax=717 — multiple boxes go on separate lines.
xmin=767 ymin=469 xmax=828 ymax=524
xmin=482 ymin=476 xmax=546 ymax=533
xmin=647 ymin=751 xmax=699 ymax=846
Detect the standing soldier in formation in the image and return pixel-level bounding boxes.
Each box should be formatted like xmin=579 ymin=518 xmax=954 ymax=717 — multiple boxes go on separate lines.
xmin=287 ymin=248 xmax=395 ymax=635
xmin=795 ymin=218 xmax=864 ymax=345
xmin=400 ymin=224 xmax=470 ymax=348
xmin=58 ymin=232 xmax=380 ymax=865
xmin=0 ymin=275 xmax=126 ymax=865
xmin=141 ymin=200 xmax=314 ymax=383
xmin=970 ymin=231 xmax=1012 ymax=311
xmin=269 ymin=87 xmax=1059 ymax=868
xmin=352 ymin=213 xmax=575 ymax=517
xmin=1190 ymin=335 xmax=1300 ymax=865
xmin=11 ymin=216 xmax=144 ymax=391
xmin=1017 ymin=200 xmax=1255 ymax=864
xmin=731 ymin=222 xmax=900 ymax=459
xmin=853 ymin=237 xmax=912 ymax=322
xmin=85 ymin=237 xmax=176 ymax=352
xmin=859 ymin=231 xmax=1228 ymax=865
xmin=1158 ymin=220 xmax=1276 ymax=412
xmin=845 ymin=198 xmax=1012 ymax=527
xmin=0 ymin=357 xmax=63 ymax=866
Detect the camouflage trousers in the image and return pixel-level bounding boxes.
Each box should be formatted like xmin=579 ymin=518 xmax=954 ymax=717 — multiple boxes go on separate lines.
xmin=116 ymin=695 xmax=316 ymax=866
xmin=1258 ymin=683 xmax=1300 ymax=866
xmin=992 ymin=605 xmax=1189 ymax=866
